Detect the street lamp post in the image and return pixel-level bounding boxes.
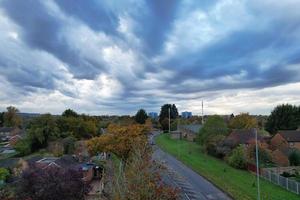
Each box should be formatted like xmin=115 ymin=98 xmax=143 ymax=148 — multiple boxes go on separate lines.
xmin=255 ymin=128 xmax=261 ymax=200
xmin=168 ymin=107 xmax=171 ymax=133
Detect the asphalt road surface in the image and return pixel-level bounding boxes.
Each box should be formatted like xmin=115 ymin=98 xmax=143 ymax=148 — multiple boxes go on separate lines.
xmin=152 ymin=142 xmax=232 ymax=200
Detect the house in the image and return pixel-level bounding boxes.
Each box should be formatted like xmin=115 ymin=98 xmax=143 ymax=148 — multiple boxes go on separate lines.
xmin=34 ymin=155 xmax=102 ymax=183
xmin=224 ymin=129 xmax=266 ymax=148
xmin=170 ymin=131 xmax=181 ymax=139
xmin=271 ymin=148 xmax=292 ymax=167
xmin=0 ymin=127 xmax=25 ymax=148
xmin=272 ymin=130 xmax=300 ymax=150
xmin=0 ymin=127 xmax=21 ymax=136
xmin=179 ymin=124 xmax=202 ymax=141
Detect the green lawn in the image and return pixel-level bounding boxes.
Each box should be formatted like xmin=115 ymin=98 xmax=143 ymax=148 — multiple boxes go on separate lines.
xmin=155 ymin=134 xmax=300 ymax=200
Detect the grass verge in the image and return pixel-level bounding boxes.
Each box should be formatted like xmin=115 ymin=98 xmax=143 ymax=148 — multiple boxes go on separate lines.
xmin=155 ymin=133 xmax=300 ymax=200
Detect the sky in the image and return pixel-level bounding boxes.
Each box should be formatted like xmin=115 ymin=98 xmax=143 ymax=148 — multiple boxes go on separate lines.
xmin=0 ymin=0 xmax=300 ymax=115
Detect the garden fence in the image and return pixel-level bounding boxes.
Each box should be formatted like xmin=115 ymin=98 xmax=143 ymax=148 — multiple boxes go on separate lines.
xmin=261 ymin=168 xmax=300 ymax=195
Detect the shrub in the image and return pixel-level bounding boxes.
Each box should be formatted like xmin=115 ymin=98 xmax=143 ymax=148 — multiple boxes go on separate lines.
xmin=0 ymin=168 xmax=10 ymax=181
xmin=227 ymin=145 xmax=247 ymax=169
xmin=62 ymin=136 xmax=76 ymax=154
xmin=48 ymin=141 xmax=64 ymax=157
xmin=289 ymin=150 xmax=300 ymax=166
xmin=15 ymin=138 xmax=31 ymax=156
xmin=17 ymin=167 xmax=86 ymax=200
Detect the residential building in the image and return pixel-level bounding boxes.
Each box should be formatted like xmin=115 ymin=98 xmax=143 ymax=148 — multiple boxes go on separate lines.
xmin=148 ymin=112 xmax=158 ymax=119
xmin=224 ymin=129 xmax=266 ymax=148
xmin=170 ymin=130 xmax=181 ymax=140
xmin=34 ymin=155 xmax=102 ymax=183
xmin=272 ymin=130 xmax=300 ymax=150
xmin=181 ymin=111 xmax=192 ymax=119
xmin=179 ymin=124 xmax=202 ymax=141
xmin=0 ymin=127 xmax=21 ymax=141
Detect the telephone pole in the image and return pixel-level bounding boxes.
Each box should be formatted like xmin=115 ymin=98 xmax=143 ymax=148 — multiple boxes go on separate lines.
xmin=255 ymin=128 xmax=261 ymax=200
xmin=201 ymin=100 xmax=204 ymax=124
xmin=168 ymin=107 xmax=171 ymax=133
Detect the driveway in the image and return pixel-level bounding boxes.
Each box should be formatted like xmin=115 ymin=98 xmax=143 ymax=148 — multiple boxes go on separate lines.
xmin=153 ymin=145 xmax=232 ymax=200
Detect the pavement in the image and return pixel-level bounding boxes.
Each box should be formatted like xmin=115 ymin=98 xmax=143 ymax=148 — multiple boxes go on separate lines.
xmin=152 ymin=133 xmax=232 ymax=200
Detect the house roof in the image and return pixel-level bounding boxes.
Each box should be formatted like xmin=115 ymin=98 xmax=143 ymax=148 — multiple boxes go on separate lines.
xmin=278 ymin=130 xmax=300 ymax=142
xmin=180 ymin=124 xmax=202 ymax=134
xmin=36 ymin=155 xmax=80 ymax=169
xmin=0 ymin=127 xmax=15 ymax=133
xmin=227 ymin=129 xmax=264 ymax=144
xmin=0 ymin=158 xmax=20 ymax=169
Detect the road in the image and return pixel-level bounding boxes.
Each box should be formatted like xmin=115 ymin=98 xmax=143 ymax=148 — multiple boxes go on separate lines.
xmin=152 ymin=135 xmax=232 ymax=200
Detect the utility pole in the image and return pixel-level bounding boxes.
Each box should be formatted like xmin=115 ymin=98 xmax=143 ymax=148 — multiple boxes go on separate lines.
xmin=255 ymin=128 xmax=261 ymax=200
xmin=201 ymin=100 xmax=204 ymax=124
xmin=168 ymin=107 xmax=171 ymax=133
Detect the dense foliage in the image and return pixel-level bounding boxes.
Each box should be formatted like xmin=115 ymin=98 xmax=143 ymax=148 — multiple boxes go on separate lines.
xmin=56 ymin=116 xmax=97 ymax=138
xmin=62 ymin=108 xmax=79 ymax=118
xmin=3 ymin=106 xmax=22 ymax=127
xmin=134 ymin=109 xmax=148 ymax=124
xmin=0 ymin=168 xmax=10 ymax=181
xmin=197 ymin=115 xmax=228 ymax=145
xmin=87 ymin=124 xmax=149 ymax=161
xmin=0 ymin=112 xmax=4 ymax=127
xmin=14 ymin=137 xmax=32 ymax=156
xmin=112 ymin=145 xmax=179 ymax=200
xmin=159 ymin=104 xmax=178 ymax=131
xmin=17 ymin=167 xmax=86 ymax=200
xmin=289 ymin=150 xmax=300 ymax=166
xmin=246 ymin=143 xmax=272 ymax=166
xmin=27 ymin=114 xmax=59 ymax=151
xmin=229 ymin=113 xmax=258 ymax=129
xmin=226 ymin=145 xmax=247 ymax=169
xmin=266 ymin=104 xmax=300 ymax=135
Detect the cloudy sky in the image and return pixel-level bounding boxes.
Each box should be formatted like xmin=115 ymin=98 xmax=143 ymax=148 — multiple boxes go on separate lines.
xmin=0 ymin=0 xmax=300 ymax=115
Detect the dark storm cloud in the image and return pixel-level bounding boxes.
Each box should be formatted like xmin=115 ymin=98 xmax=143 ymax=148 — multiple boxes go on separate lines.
xmin=0 ymin=0 xmax=300 ymax=114
xmin=1 ymin=0 xmax=105 ymax=79
xmin=54 ymin=0 xmax=119 ymax=34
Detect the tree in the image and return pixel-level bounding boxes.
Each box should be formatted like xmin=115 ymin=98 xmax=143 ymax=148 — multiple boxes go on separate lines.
xmin=56 ymin=116 xmax=97 ymax=139
xmin=229 ymin=113 xmax=258 ymax=129
xmin=0 ymin=168 xmax=10 ymax=181
xmin=246 ymin=143 xmax=272 ymax=166
xmin=27 ymin=114 xmax=59 ymax=151
xmin=87 ymin=124 xmax=148 ymax=161
xmin=62 ymin=109 xmax=78 ymax=118
xmin=197 ymin=115 xmax=228 ymax=145
xmin=159 ymin=104 xmax=178 ymax=126
xmin=266 ymin=104 xmax=300 ymax=135
xmin=226 ymin=145 xmax=247 ymax=169
xmin=289 ymin=150 xmax=300 ymax=166
xmin=15 ymin=138 xmax=32 ymax=156
xmin=62 ymin=136 xmax=76 ymax=154
xmin=135 ymin=109 xmax=148 ymax=124
xmin=0 ymin=112 xmax=4 ymax=127
xmin=17 ymin=167 xmax=86 ymax=200
xmin=3 ymin=106 xmax=22 ymax=127
xmin=160 ymin=118 xmax=170 ymax=132
xmin=112 ymin=145 xmax=178 ymax=200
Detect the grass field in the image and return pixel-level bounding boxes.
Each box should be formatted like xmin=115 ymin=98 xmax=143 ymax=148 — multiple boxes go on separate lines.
xmin=155 ymin=133 xmax=300 ymax=200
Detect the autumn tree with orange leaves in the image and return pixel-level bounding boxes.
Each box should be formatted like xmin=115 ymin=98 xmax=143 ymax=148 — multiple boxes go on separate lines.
xmin=86 ymin=123 xmax=179 ymax=200
xmin=86 ymin=124 xmax=149 ymax=161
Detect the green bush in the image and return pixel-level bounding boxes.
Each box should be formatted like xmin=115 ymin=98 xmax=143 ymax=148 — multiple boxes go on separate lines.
xmin=227 ymin=145 xmax=247 ymax=169
xmin=289 ymin=150 xmax=300 ymax=166
xmin=15 ymin=138 xmax=32 ymax=156
xmin=62 ymin=136 xmax=76 ymax=154
xmin=0 ymin=168 xmax=10 ymax=181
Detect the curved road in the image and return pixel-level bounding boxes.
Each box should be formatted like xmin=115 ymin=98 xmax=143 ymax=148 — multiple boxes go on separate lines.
xmin=151 ymin=134 xmax=232 ymax=200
